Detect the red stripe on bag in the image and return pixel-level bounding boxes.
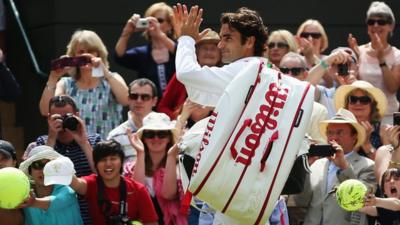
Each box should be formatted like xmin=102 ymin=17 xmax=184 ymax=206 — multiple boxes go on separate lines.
xmin=192 ymin=61 xmax=264 ymax=196
xmin=180 ymin=191 xmax=193 ymax=215
xmin=254 ymin=83 xmax=311 ymax=225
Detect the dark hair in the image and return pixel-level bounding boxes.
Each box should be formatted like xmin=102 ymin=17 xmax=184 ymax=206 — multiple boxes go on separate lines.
xmin=129 ymin=78 xmax=158 ymax=98
xmin=142 ymin=131 xmax=173 ymax=176
xmin=220 ymin=7 xmax=268 ymax=56
xmin=381 ymin=168 xmax=400 ymax=196
xmin=48 ymin=95 xmax=79 ymax=113
xmin=93 ymin=140 xmax=125 ymax=174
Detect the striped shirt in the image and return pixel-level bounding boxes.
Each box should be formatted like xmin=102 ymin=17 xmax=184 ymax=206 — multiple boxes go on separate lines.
xmin=36 ymin=134 xmax=101 ymax=225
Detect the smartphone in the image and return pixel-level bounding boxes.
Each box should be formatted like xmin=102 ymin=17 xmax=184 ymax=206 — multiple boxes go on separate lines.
xmin=394 ymin=112 xmax=400 ymax=125
xmin=51 ymin=56 xmax=91 ymax=70
xmin=136 ymin=18 xmax=149 ymax=29
xmin=308 ymin=144 xmax=336 ymax=157
xmin=337 ymin=63 xmax=349 ymax=76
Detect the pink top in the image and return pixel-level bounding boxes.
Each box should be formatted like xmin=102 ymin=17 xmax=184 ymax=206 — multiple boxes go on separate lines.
xmin=358 ymin=43 xmax=400 ymax=125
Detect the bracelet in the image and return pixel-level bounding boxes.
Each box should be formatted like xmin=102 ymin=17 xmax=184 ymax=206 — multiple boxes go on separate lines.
xmin=46 ymin=83 xmax=56 ymax=91
xmin=104 ymin=72 xmax=115 ymax=80
xmin=319 ymin=60 xmax=329 ymax=70
xmin=389 ymin=160 xmax=400 ymax=168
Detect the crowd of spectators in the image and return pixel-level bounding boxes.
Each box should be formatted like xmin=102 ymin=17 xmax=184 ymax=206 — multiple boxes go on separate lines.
xmin=2 ymin=1 xmax=400 ymax=225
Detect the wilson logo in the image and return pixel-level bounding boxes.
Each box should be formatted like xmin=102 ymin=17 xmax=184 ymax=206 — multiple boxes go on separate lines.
xmin=230 ymin=83 xmax=288 ymax=165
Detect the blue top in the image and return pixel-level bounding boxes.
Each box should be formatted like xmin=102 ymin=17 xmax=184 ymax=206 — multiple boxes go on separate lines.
xmin=36 ymin=133 xmax=100 ymax=225
xmin=23 ymin=185 xmax=83 ymax=225
xmin=114 ymin=44 xmax=176 ymax=97
xmin=62 ymin=77 xmax=122 ymax=140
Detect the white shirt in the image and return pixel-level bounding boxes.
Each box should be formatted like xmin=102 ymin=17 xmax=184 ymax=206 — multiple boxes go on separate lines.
xmin=176 ymin=35 xmax=262 ymax=107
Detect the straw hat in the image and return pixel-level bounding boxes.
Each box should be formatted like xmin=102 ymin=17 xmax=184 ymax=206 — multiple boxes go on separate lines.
xmin=334 ymin=80 xmax=388 ymax=118
xmin=136 ymin=112 xmax=179 ymax=144
xmin=319 ymin=108 xmax=366 ymax=148
xmin=19 ymin=145 xmax=61 ymax=178
xmin=196 ymin=29 xmax=220 ymax=45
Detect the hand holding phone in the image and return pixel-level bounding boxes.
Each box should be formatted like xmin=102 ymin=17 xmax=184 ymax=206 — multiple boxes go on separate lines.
xmin=51 ymin=56 xmax=91 ymax=70
xmin=337 ymin=63 xmax=349 ymax=76
xmin=308 ymin=144 xmax=337 ymax=157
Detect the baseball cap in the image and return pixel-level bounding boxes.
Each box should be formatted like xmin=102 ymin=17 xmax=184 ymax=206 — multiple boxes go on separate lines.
xmin=0 ymin=140 xmax=17 ymax=160
xmin=43 ymin=156 xmax=76 ymax=186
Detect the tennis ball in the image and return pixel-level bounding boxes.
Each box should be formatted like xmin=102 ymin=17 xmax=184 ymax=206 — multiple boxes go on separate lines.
xmin=130 ymin=221 xmax=143 ymax=225
xmin=0 ymin=167 xmax=30 ymax=209
xmin=336 ymin=179 xmax=367 ymax=211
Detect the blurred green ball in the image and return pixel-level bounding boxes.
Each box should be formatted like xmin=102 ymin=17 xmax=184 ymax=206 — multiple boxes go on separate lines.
xmin=0 ymin=167 xmax=30 ymax=209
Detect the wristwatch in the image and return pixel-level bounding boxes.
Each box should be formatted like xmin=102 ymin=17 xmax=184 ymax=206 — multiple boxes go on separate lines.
xmin=379 ymin=62 xmax=387 ymax=68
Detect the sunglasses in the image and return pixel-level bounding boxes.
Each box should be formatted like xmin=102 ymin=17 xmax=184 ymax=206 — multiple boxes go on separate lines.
xmin=367 ymin=19 xmax=390 ymax=26
xmin=157 ymin=18 xmax=166 ymax=23
xmin=300 ymin=32 xmax=322 ymax=39
xmin=348 ymin=95 xmax=372 ymax=105
xmin=279 ymin=67 xmax=306 ymax=76
xmin=128 ymin=93 xmax=152 ymax=101
xmin=31 ymin=160 xmax=49 ymax=170
xmin=142 ymin=130 xmax=171 ymax=139
xmin=267 ymin=42 xmax=289 ymax=49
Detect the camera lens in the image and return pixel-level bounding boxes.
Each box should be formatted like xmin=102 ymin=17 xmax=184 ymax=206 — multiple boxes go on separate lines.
xmin=62 ymin=113 xmax=78 ymax=131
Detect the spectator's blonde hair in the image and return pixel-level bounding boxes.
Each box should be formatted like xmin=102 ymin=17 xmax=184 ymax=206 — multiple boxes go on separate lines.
xmin=297 ymin=19 xmax=329 ymax=53
xmin=143 ymin=2 xmax=175 ymax=40
xmin=267 ymin=29 xmax=298 ymax=53
xmin=66 ymin=29 xmax=109 ymax=68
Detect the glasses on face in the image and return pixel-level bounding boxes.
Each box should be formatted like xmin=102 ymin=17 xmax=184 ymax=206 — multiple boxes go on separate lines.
xmin=348 ymin=95 xmax=372 ymax=105
xmin=157 ymin=18 xmax=166 ymax=23
xmin=300 ymin=32 xmax=322 ymax=39
xmin=279 ymin=67 xmax=306 ymax=76
xmin=128 ymin=93 xmax=152 ymax=101
xmin=31 ymin=160 xmax=49 ymax=170
xmin=267 ymin=42 xmax=289 ymax=49
xmin=367 ymin=19 xmax=389 ymax=26
xmin=326 ymin=129 xmax=349 ymax=138
xmin=142 ymin=130 xmax=171 ymax=139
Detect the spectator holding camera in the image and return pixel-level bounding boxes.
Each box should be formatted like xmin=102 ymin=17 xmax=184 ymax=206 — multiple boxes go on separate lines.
xmin=115 ymin=2 xmax=176 ymax=97
xmin=348 ymin=1 xmax=400 ymax=125
xmin=68 ymin=140 xmax=158 ymax=225
xmin=306 ymin=47 xmax=357 ymax=117
xmin=34 ymin=95 xmax=100 ymax=225
xmin=293 ymin=108 xmax=376 ymax=225
xmin=39 ymin=29 xmax=128 ymax=139
xmin=334 ymin=80 xmax=388 ymax=159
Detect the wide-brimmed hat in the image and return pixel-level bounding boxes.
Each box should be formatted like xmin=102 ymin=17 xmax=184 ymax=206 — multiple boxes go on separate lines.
xmin=319 ymin=108 xmax=366 ymax=148
xmin=136 ymin=112 xmax=179 ymax=144
xmin=196 ymin=29 xmax=220 ymax=45
xmin=334 ymin=80 xmax=388 ymax=119
xmin=19 ymin=145 xmax=61 ymax=178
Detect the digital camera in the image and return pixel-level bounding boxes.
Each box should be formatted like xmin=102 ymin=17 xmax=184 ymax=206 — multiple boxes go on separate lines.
xmin=61 ymin=113 xmax=78 ymax=131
